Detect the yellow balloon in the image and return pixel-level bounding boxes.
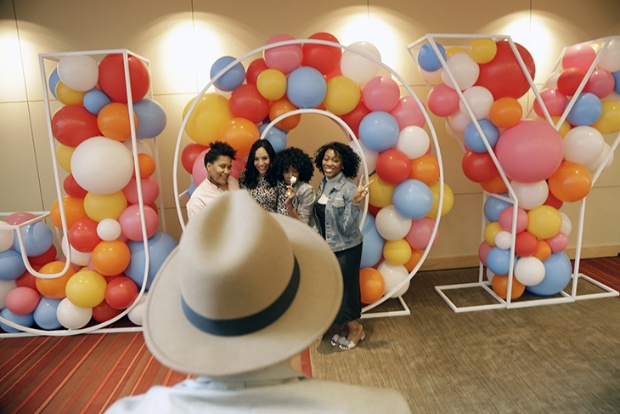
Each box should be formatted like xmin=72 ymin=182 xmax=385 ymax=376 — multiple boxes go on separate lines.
xmin=323 ymin=76 xmax=361 ymax=115
xmin=84 ymin=191 xmax=127 ymax=222
xmin=527 ymin=205 xmax=562 ymax=239
xmin=56 ymin=143 xmax=75 ymax=172
xmin=446 ymin=47 xmax=468 ymax=57
xmin=256 ymin=69 xmax=287 ymax=101
xmin=427 ymin=182 xmax=454 ymax=219
xmin=383 ymin=239 xmax=412 ymax=266
xmin=65 ymin=269 xmax=107 ymax=308
xmin=484 ymin=222 xmax=503 ymax=246
xmin=470 ymin=38 xmax=497 ymax=64
xmin=56 ymin=81 xmax=86 ymax=106
xmin=368 ymin=173 xmax=395 ymax=208
xmin=551 ymin=116 xmax=571 ymax=137
xmin=183 ymin=93 xmax=232 ymax=145
xmin=592 ymin=100 xmax=620 ymax=135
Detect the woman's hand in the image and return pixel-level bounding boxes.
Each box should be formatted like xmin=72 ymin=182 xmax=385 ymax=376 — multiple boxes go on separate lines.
xmin=352 ymin=177 xmax=372 ymax=205
xmin=285 ymin=184 xmax=296 ymax=205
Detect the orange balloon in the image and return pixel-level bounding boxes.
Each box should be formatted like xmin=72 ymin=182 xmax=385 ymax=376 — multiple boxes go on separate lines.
xmin=409 ymin=154 xmax=439 ymax=185
xmin=489 ymin=97 xmax=522 ymax=129
xmin=36 ymin=260 xmax=76 ymax=298
xmin=533 ymin=240 xmax=552 ymax=261
xmin=548 ymin=161 xmax=592 ymax=202
xmin=403 ymin=248 xmax=423 ymax=272
xmin=134 ymin=153 xmax=156 ymax=178
xmin=480 ymin=175 xmax=508 ymax=194
xmin=98 ymin=103 xmax=138 ymax=142
xmin=218 ymin=117 xmax=260 ymax=160
xmin=491 ymin=274 xmax=525 ymax=300
xmin=50 ymin=195 xmax=88 ymax=230
xmin=359 ymin=268 xmax=385 ymax=304
xmin=91 ymin=240 xmax=131 ymax=276
xmin=269 ymin=98 xmax=301 ymax=131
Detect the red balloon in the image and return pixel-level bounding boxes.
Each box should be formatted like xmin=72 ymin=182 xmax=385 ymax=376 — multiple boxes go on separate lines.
xmin=51 ymin=106 xmax=100 ymax=147
xmin=63 ymin=174 xmax=88 ymax=198
xmin=302 ymin=32 xmax=342 ymax=75
xmin=245 ymin=58 xmax=268 ymax=85
xmin=340 ymin=100 xmax=370 ymax=137
xmin=229 ymin=84 xmax=270 ymax=124
xmin=16 ymin=266 xmax=40 ymax=289
xmin=376 ymin=149 xmax=411 ymax=184
xmin=515 ymin=231 xmax=538 ymax=257
xmin=68 ymin=218 xmax=101 ymax=252
xmin=92 ymin=300 xmax=123 ymax=323
xmin=556 ymin=67 xmax=586 ymax=97
xmin=461 ymin=150 xmax=500 ymax=183
xmin=98 ymin=53 xmax=150 ymax=103
xmin=29 ymin=244 xmax=57 ymax=266
xmin=544 ymin=191 xmax=564 ymax=210
xmin=105 ymin=276 xmax=139 ymax=309
xmin=475 ymin=41 xmax=535 ymax=100
xmin=181 ymin=143 xmax=209 ymax=174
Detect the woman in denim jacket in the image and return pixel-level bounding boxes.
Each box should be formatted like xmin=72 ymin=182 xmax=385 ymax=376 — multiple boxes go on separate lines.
xmin=313 ymin=142 xmax=370 ymax=351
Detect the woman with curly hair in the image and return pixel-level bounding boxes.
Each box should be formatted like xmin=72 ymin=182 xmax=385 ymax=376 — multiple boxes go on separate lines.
xmin=313 ymin=141 xmax=370 ymax=351
xmin=186 ymin=141 xmax=239 ymax=220
xmin=239 ymin=139 xmax=288 ymax=215
xmin=273 ymin=147 xmax=317 ymax=229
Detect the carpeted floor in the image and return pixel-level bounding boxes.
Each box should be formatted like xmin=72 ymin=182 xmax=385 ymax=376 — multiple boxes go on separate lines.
xmin=310 ymin=266 xmax=620 ymax=413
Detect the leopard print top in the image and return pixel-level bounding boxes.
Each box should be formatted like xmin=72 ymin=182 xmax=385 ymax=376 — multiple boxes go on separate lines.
xmin=239 ymin=171 xmax=289 ymax=216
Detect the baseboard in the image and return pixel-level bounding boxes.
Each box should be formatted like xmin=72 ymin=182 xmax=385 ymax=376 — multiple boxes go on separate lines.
xmin=421 ymin=244 xmax=620 ymax=271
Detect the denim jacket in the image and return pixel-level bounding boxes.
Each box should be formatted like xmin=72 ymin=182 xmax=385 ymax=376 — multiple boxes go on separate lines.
xmin=315 ymin=173 xmax=363 ymax=252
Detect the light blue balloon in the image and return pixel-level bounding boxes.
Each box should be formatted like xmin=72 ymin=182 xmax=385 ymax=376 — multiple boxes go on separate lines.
xmin=125 ymin=231 xmax=178 ymax=290
xmin=133 ymin=98 xmax=167 ymax=138
xmin=83 ymin=89 xmax=111 ymax=115
xmin=526 ymin=252 xmax=572 ymax=296
xmin=361 ymin=215 xmax=384 ymax=268
xmin=483 ymin=194 xmax=511 ymax=222
xmin=48 ymin=68 xmax=60 ymax=99
xmin=33 ymin=297 xmax=63 ymax=330
xmin=13 ymin=221 xmax=53 ymax=257
xmin=393 ymin=179 xmax=433 ymax=219
xmin=417 ymin=43 xmax=446 ymax=72
xmin=486 ymin=247 xmax=513 ymax=276
xmin=566 ymin=93 xmax=603 ymax=126
xmin=265 ymin=129 xmax=287 ymax=153
xmin=187 ymin=179 xmax=197 ymax=198
xmin=0 ymin=249 xmax=26 ymax=281
xmin=359 ymin=111 xmax=400 ymax=152
xmin=464 ymin=119 xmax=499 ymax=153
xmin=613 ymin=70 xmax=620 ymax=94
xmin=286 ymin=66 xmax=326 ymax=109
xmin=0 ymin=307 xmax=34 ymax=333
xmin=210 ymin=56 xmax=245 ymax=92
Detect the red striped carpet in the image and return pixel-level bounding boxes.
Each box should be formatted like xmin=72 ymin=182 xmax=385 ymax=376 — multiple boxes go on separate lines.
xmin=0 ymin=256 xmax=617 ymax=413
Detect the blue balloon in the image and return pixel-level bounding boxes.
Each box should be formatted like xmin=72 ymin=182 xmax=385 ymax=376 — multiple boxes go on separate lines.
xmin=210 ymin=56 xmax=245 ymax=92
xmin=486 ymin=247 xmax=513 ymax=276
xmin=48 ymin=68 xmax=60 ymax=99
xmin=83 ymin=89 xmax=111 ymax=115
xmin=359 ymin=111 xmax=400 ymax=152
xmin=526 ymin=252 xmax=572 ymax=296
xmin=187 ymin=179 xmax=197 ymax=198
xmin=133 ymin=98 xmax=167 ymax=138
xmin=464 ymin=119 xmax=499 ymax=153
xmin=286 ymin=66 xmax=326 ymax=109
xmin=483 ymin=194 xmax=511 ymax=222
xmin=417 ymin=43 xmax=447 ymax=72
xmin=613 ymin=70 xmax=620 ymax=94
xmin=0 ymin=307 xmax=34 ymax=333
xmin=0 ymin=249 xmax=26 ymax=281
xmin=264 ymin=129 xmax=287 ymax=153
xmin=392 ymin=179 xmax=433 ymax=219
xmin=566 ymin=93 xmax=603 ymax=126
xmin=33 ymin=297 xmax=62 ymax=330
xmin=13 ymin=221 xmax=53 ymax=257
xmin=361 ymin=215 xmax=384 ymax=268
xmin=125 ymin=231 xmax=178 ymax=290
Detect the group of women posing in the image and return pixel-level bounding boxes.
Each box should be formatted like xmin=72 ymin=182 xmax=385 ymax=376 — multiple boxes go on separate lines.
xmin=186 ymin=138 xmax=371 ymax=351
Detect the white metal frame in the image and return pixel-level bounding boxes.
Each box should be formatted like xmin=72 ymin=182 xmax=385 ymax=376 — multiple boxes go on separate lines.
xmin=408 ymin=34 xmax=619 ymax=312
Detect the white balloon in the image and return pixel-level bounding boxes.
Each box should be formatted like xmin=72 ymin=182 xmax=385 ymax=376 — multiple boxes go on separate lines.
xmin=396 ymin=126 xmax=430 ymax=159
xmin=514 ymin=256 xmax=546 ymax=286
xmin=0 ymin=280 xmax=18 ymax=308
xmin=61 ymin=235 xmax=91 ymax=266
xmin=375 ymin=205 xmax=412 ymax=241
xmin=510 ymin=180 xmax=549 ymax=210
xmin=485 ymin=268 xmax=495 ymax=284
xmin=441 ymin=53 xmax=479 ymax=90
xmin=459 ymin=86 xmax=494 ymax=120
xmin=559 ymin=211 xmax=572 ymax=236
xmin=348 ymin=140 xmax=377 ymax=175
xmin=123 ymin=138 xmax=153 ymax=157
xmin=97 ymin=218 xmax=122 ymax=241
xmin=583 ymin=142 xmax=614 ymax=173
xmin=418 ymin=66 xmax=443 ymax=85
xmin=57 ymin=55 xmax=99 ymax=92
xmin=340 ymin=41 xmax=381 ymax=85
xmin=563 ymin=126 xmax=604 ymax=165
xmin=0 ymin=221 xmax=14 ymax=252
xmin=377 ymin=262 xmax=410 ymax=298
xmin=447 ymin=110 xmax=471 ymax=133
xmin=128 ymin=294 xmax=147 ymax=326
xmin=56 ymin=297 xmax=92 ymax=329
xmin=598 ymin=39 xmax=620 ymax=72
xmin=494 ymin=231 xmax=513 ymax=250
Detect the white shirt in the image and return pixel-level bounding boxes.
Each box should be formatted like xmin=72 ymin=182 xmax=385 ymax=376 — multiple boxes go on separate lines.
xmin=186 ymin=176 xmax=239 ymax=220
xmin=105 ymin=362 xmax=411 ymax=413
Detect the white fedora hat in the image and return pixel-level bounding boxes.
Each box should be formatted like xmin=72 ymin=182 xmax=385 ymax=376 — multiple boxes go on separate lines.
xmin=144 ymin=190 xmax=343 ymax=377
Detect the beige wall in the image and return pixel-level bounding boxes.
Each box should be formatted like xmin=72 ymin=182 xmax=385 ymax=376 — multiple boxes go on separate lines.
xmin=1 ymin=0 xmax=619 ymax=269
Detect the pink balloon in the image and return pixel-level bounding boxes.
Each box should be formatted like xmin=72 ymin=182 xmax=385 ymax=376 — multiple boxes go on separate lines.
xmin=533 ymin=88 xmax=568 ymax=117
xmin=362 ymin=76 xmax=400 ymax=112
xmin=404 ymin=217 xmax=437 ymax=250
xmin=427 ymin=83 xmax=459 ymax=117
xmin=561 ymin=44 xmax=596 ymax=72
xmin=495 ymin=120 xmax=564 ymax=183
xmin=264 ymin=34 xmax=303 ymax=74
xmin=478 ymin=241 xmax=492 ymax=266
xmin=390 ymin=96 xmax=426 ymax=129
xmin=5 ymin=287 xmax=40 ymax=315
xmin=118 ymin=205 xmax=159 ymax=241
xmin=122 ymin=177 xmax=160 ymax=205
xmin=498 ymin=206 xmax=528 ymax=233
xmin=584 ymin=69 xmax=615 ymax=98
xmin=231 ymin=158 xmax=244 ymax=180
xmin=545 ymin=231 xmax=568 ymax=253
xmin=191 ymin=149 xmax=210 ymax=186
xmin=5 ymin=212 xmax=37 ymax=225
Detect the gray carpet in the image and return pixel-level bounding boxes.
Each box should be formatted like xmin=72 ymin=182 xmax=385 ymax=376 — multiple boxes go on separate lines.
xmin=310 ymin=268 xmax=620 ymax=413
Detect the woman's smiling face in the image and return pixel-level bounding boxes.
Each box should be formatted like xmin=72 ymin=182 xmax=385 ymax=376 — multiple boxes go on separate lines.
xmin=322 ymin=149 xmax=342 ymax=179
xmin=254 ymin=147 xmax=270 ymax=177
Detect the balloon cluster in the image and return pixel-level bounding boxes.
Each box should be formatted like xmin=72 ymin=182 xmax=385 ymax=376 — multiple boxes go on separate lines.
xmin=0 ymin=52 xmax=177 ymax=333
xmin=180 ymin=33 xmax=452 ymax=305
xmin=417 ymin=37 xmax=620 ymax=300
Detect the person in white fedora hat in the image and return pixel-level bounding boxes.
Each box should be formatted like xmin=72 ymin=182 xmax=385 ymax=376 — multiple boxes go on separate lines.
xmin=105 ymin=191 xmax=410 ymax=413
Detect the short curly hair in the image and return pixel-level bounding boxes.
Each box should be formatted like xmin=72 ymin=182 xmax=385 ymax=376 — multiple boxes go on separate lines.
xmin=273 ymin=147 xmax=314 ymax=183
xmin=314 ymin=141 xmax=360 ymax=179
xmin=204 ymin=141 xmax=236 ymax=165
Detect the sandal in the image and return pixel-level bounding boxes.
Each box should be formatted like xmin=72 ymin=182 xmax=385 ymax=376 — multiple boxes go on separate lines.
xmin=338 ymin=331 xmax=366 ymax=351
